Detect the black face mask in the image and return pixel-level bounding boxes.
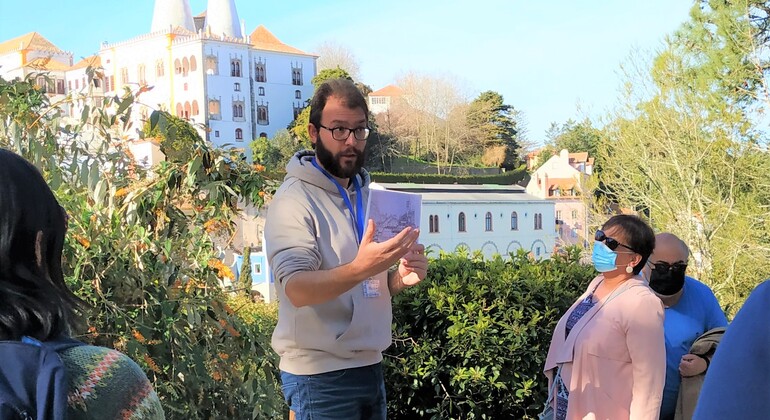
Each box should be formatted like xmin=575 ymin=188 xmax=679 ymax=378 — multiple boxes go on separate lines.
xmin=648 ymin=261 xmax=687 ymax=296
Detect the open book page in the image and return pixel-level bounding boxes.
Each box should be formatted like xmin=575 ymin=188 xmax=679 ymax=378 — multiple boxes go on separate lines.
xmin=364 ymin=185 xmax=422 ymax=242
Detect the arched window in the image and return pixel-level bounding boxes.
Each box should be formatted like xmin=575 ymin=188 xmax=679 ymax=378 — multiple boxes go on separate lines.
xmin=192 ymin=100 xmax=199 ymax=116
xmin=174 ymin=59 xmax=181 ymax=74
xmin=429 ymin=215 xmax=439 ymax=233
xmin=258 ymin=86 xmax=265 ymax=96
xmin=189 ymin=56 xmax=197 ymax=72
xmin=230 ymin=59 xmax=241 ymax=77
xmin=156 ymin=60 xmax=164 ymax=77
xmin=208 ymin=99 xmax=220 ymax=119
xmin=235 ymin=128 xmax=243 ymax=141
xmin=485 ymin=212 xmax=493 ymax=232
xmin=205 ymin=56 xmax=218 ymax=75
xmin=534 ymin=213 xmax=543 ymax=230
xmin=458 ymin=212 xmax=466 ymax=232
xmin=257 ymin=105 xmax=269 ymax=125
xmin=182 ymin=57 xmax=189 ymax=76
xmin=259 ymin=132 xmax=267 ymax=138
xmin=183 ymin=101 xmax=191 ymax=119
xmin=511 ymin=212 xmax=518 ymax=230
xmin=255 ymin=61 xmax=266 ymax=82
xmin=175 ymin=103 xmax=183 ymax=117
xmin=295 ymin=89 xmax=301 ymax=99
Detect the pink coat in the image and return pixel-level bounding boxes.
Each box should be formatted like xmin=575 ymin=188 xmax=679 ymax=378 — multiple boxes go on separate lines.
xmin=544 ymin=276 xmax=666 ymax=420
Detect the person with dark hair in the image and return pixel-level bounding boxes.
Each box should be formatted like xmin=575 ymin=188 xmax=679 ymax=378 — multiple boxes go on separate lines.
xmin=0 ymin=148 xmax=164 ymax=419
xmin=265 ymin=78 xmax=428 ymax=419
xmin=640 ymin=233 xmax=726 ymax=420
xmin=542 ymin=214 xmax=665 ymax=420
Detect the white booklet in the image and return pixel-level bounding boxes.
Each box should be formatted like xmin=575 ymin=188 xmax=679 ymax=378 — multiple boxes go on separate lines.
xmin=364 ymin=183 xmax=422 ymax=242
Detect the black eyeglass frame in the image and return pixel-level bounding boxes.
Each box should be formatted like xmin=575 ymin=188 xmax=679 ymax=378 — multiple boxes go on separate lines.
xmin=318 ymin=124 xmax=371 ymax=142
xmin=647 ymin=260 xmax=688 ymax=273
xmin=595 ymin=229 xmax=639 ymax=253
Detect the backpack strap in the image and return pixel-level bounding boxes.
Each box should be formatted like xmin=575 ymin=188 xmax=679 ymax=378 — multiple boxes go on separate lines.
xmin=22 ymin=336 xmax=85 ymax=353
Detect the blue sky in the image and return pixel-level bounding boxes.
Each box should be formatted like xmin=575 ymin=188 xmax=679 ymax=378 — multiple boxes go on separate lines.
xmin=0 ymin=0 xmax=693 ymax=144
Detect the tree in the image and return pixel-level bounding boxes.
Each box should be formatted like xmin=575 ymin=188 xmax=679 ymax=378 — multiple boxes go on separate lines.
xmin=142 ymin=111 xmax=204 ymax=164
xmin=314 ymin=40 xmax=361 ymax=81
xmin=389 ymin=72 xmax=472 ymax=172
xmin=596 ymin=0 xmax=770 ymax=315
xmin=544 ymin=119 xmax=602 ymax=162
xmin=251 ymin=129 xmax=304 ymax=170
xmin=466 ymin=91 xmax=521 ymax=169
xmin=240 ymin=246 xmax=252 ymax=295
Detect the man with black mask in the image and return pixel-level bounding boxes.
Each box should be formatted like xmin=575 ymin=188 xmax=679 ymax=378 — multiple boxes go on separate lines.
xmin=643 ymin=233 xmax=727 ymax=420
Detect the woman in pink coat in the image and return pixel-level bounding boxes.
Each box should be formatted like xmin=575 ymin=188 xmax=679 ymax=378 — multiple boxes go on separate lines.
xmin=543 ymin=215 xmax=666 ymax=420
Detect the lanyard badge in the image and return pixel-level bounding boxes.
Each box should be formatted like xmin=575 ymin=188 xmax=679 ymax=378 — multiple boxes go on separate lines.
xmin=311 ymin=158 xmax=379 ymax=297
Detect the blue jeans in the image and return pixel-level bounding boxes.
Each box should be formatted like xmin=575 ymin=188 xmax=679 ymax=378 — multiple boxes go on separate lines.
xmin=280 ymin=363 xmax=387 ymax=420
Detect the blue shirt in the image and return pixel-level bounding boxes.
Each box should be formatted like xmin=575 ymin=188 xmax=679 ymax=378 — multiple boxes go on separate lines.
xmin=660 ymin=276 xmax=727 ymax=420
xmin=694 ymin=280 xmax=770 ymax=420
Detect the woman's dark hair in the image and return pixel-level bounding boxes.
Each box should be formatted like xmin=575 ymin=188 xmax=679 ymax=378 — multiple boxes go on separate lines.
xmin=602 ymin=214 xmax=655 ymax=275
xmin=0 ymin=148 xmax=84 ymax=341
xmin=308 ymin=78 xmax=369 ymax=132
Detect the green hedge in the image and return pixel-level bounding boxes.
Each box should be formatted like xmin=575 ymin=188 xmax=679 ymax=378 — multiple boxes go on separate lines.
xmin=371 ymin=167 xmax=529 ymax=185
xmin=384 ymin=248 xmax=594 ymax=419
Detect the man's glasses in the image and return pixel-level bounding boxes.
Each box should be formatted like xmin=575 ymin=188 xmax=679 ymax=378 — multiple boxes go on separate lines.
xmin=318 ymin=124 xmax=370 ymax=142
xmin=648 ymin=261 xmax=688 ymax=273
xmin=595 ymin=230 xmax=639 ymax=253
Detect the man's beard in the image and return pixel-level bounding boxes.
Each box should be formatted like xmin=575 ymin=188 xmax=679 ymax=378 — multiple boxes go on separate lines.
xmin=315 ymin=138 xmax=365 ymax=179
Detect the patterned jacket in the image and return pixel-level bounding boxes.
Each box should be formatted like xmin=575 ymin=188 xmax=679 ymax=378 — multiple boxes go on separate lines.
xmin=61 ymin=345 xmax=164 ymax=419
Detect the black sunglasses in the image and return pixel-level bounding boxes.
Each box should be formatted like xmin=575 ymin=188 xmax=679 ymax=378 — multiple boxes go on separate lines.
xmin=595 ymin=230 xmax=639 ymax=253
xmin=648 ymin=261 xmax=688 ymax=273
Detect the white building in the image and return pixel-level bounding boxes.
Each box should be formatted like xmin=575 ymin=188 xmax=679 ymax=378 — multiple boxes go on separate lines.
xmin=0 ymin=32 xmax=72 ymax=102
xmin=0 ymin=0 xmax=317 ymax=161
xmin=367 ymin=84 xmax=403 ymax=114
xmin=526 ymin=149 xmax=593 ymax=248
xmin=379 ymin=183 xmax=557 ymax=260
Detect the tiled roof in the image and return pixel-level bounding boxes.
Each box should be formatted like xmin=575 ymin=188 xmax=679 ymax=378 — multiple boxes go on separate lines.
xmin=370 ymin=84 xmax=403 ymax=97
xmin=568 ymin=152 xmax=589 ymax=163
xmin=249 ymin=25 xmax=312 ymax=56
xmin=70 ymin=55 xmax=101 ymax=71
xmin=26 ymin=56 xmax=71 ymax=71
xmin=0 ymin=32 xmax=64 ymax=55
xmin=547 ymin=178 xmax=578 ymax=191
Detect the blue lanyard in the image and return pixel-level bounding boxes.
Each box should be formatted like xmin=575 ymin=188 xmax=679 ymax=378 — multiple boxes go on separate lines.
xmin=311 ymin=158 xmax=364 ymax=243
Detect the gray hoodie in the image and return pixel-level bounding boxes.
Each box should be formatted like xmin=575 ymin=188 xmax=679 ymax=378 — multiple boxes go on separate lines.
xmin=265 ymin=151 xmax=392 ymax=375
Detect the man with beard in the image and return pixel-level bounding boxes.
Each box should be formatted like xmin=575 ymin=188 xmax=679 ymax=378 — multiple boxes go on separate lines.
xmin=642 ymin=233 xmax=727 ymax=420
xmin=265 ymin=78 xmax=428 ymax=420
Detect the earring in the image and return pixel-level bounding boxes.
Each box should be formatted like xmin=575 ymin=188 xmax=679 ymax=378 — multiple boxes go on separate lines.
xmin=625 ymin=266 xmax=633 ymax=274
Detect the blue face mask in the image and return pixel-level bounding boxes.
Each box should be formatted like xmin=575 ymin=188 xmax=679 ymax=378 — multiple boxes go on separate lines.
xmin=592 ymin=241 xmax=618 ymax=272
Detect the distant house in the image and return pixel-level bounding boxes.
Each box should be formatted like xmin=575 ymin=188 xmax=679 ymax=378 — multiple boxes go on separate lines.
xmin=0 ymin=32 xmax=73 ymax=105
xmin=367 ymin=84 xmax=403 ymax=114
xmin=526 ymin=149 xmax=592 ymax=248
xmin=233 ymin=250 xmax=275 ymax=302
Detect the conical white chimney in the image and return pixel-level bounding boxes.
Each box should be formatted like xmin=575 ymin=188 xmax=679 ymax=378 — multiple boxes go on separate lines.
xmin=204 ymin=0 xmax=243 ymax=39
xmin=151 ymin=0 xmax=196 ymax=32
